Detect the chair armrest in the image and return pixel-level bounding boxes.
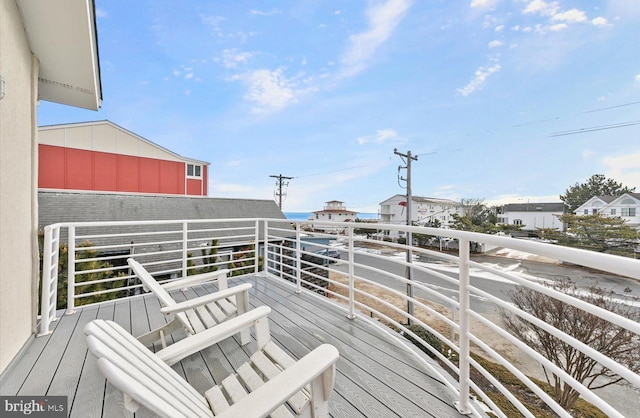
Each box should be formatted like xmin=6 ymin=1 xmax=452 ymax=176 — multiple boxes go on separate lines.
xmin=161 ymin=269 xmax=230 ymax=291
xmin=156 ymin=306 xmax=271 ymax=365
xmin=159 ymin=283 xmax=251 ymax=315
xmin=214 ymin=344 xmax=340 ymax=418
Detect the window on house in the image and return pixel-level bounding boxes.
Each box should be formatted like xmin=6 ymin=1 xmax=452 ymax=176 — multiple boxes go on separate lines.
xmin=583 ymin=209 xmax=588 ymax=215
xmin=592 ymin=209 xmax=598 ymax=214
xmin=611 ymin=209 xmax=616 ymax=215
xmin=514 ymin=219 xmax=523 ymax=225
xmin=622 ymin=208 xmax=636 ymax=217
xmin=328 ymin=214 xmax=332 ymax=220
xmin=186 ymin=164 xmax=201 ymax=178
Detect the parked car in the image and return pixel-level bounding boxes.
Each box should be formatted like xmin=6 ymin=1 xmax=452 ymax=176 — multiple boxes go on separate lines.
xmin=302 ymin=248 xmax=340 ymax=265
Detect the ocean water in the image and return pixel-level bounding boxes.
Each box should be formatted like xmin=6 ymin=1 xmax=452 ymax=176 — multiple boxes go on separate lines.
xmin=284 ymin=212 xmax=378 ymax=221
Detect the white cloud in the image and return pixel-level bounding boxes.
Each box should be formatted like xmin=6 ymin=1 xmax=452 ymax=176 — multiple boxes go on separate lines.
xmin=457 ymin=62 xmax=502 ymax=96
xmin=470 ymin=0 xmax=498 ymax=10
xmin=248 ymin=9 xmax=281 ymax=17
xmin=635 ymin=74 xmax=640 ymax=82
xmin=95 ymin=8 xmax=107 ymax=18
xmin=591 ymin=17 xmax=610 ymax=27
xmin=200 ymin=15 xmax=225 ymax=33
xmin=357 ymin=129 xmax=405 ymax=145
xmin=488 ymin=40 xmax=504 ymax=48
xmin=339 ymin=0 xmax=412 ymax=78
xmin=219 ymin=49 xmax=255 ymax=69
xmin=551 ymin=8 xmax=587 ymax=23
xmin=230 ymin=68 xmax=317 ymax=114
xmin=582 ymin=149 xmax=596 ymax=158
xmin=549 ymin=23 xmax=568 ymax=31
xmin=603 ymin=152 xmax=640 ymax=189
xmin=495 ymin=24 xmax=505 ymax=32
xmin=523 ymin=0 xmax=559 ymax=17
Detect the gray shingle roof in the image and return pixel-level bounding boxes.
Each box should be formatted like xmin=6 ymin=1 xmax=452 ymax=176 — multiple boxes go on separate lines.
xmin=501 ymin=202 xmax=565 ymax=212
xmin=38 ymin=190 xmax=286 ymax=228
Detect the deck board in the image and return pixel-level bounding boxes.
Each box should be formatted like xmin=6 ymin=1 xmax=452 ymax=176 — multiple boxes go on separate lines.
xmin=0 ymin=274 xmax=470 ymax=418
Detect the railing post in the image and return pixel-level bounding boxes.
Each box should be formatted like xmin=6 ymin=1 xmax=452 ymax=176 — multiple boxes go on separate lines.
xmin=182 ymin=222 xmax=188 ymax=278
xmin=406 ymin=230 xmax=414 ymax=325
xmin=263 ymin=220 xmax=269 ymax=276
xmin=456 ymin=238 xmax=472 ymax=414
xmin=347 ymin=226 xmax=355 ymax=319
xmin=38 ymin=225 xmax=57 ymax=335
xmin=67 ymin=226 xmax=76 ymax=314
xmin=295 ymin=225 xmax=302 ymax=294
xmin=254 ymin=220 xmax=260 ymax=274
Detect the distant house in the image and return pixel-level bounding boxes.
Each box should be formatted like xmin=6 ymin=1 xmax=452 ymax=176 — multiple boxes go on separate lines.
xmin=575 ymin=193 xmax=640 ymax=229
xmin=39 ymin=120 xmax=209 ymax=196
xmin=574 ymin=196 xmax=617 ymax=215
xmin=379 ymin=194 xmax=460 ymax=228
xmin=497 ymin=202 xmax=565 ymax=232
xmin=309 ymin=201 xmax=358 ymax=233
xmin=310 ymin=200 xmax=358 ymax=222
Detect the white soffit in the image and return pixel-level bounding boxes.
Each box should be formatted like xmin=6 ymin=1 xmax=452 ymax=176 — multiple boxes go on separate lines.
xmin=17 ymin=0 xmax=102 ymax=110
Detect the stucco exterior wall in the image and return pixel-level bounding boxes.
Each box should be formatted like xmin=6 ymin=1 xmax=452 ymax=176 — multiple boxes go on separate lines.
xmin=0 ymin=0 xmax=38 ymax=373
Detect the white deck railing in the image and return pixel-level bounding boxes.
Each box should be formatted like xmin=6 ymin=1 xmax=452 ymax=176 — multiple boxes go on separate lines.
xmin=40 ymin=218 xmax=640 ymax=417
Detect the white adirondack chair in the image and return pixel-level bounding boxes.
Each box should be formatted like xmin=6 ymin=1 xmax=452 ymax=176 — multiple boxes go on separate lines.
xmin=128 ymin=258 xmax=252 ymax=347
xmin=84 ymin=306 xmax=340 ymax=418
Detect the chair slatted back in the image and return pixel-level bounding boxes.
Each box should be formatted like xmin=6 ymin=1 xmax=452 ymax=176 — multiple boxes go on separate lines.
xmin=85 ymin=319 xmax=213 ymax=418
xmin=128 ymin=259 xmax=195 ymax=334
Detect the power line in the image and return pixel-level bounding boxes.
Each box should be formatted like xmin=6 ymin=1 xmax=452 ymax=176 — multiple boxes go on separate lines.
xmin=585 ymin=101 xmax=640 ymax=114
xmin=549 ymin=120 xmax=640 ymax=137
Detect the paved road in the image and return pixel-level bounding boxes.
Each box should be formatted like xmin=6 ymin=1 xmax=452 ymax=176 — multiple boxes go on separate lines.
xmin=332 ymin=250 xmax=640 ymax=315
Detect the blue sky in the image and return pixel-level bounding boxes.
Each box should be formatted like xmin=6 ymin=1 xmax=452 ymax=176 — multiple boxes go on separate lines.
xmin=38 ymin=0 xmax=640 ymax=212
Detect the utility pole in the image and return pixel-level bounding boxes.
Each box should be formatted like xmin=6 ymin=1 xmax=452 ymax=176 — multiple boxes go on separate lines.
xmin=394 ymin=148 xmax=418 ymax=325
xmin=270 ymin=174 xmax=293 ymax=210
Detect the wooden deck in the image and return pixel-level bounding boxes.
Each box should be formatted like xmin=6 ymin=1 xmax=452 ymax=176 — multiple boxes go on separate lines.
xmin=0 ymin=275 xmax=471 ymax=417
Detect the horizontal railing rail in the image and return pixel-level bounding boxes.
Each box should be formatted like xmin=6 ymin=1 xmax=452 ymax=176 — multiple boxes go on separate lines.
xmin=40 ymin=218 xmax=640 ymax=417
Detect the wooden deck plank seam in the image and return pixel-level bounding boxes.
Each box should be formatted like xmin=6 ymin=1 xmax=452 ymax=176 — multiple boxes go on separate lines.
xmin=243 ymin=283 xmax=446 ymax=417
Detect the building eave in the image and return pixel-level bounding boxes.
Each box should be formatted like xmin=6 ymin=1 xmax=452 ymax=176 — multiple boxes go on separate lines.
xmin=17 ymin=0 xmax=102 ymax=110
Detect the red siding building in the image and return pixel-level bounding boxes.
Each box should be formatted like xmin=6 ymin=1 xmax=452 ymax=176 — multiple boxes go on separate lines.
xmin=38 ymin=121 xmax=209 ymax=196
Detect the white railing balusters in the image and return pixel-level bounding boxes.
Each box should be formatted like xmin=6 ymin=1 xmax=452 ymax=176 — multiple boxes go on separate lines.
xmin=295 ymin=225 xmax=302 ymax=293
xmin=456 ymin=238 xmax=472 ymax=415
xmin=347 ymin=227 xmax=355 ymax=319
xmin=36 ymin=217 xmax=640 ymax=418
xmin=38 ymin=224 xmax=60 ymax=335
xmin=67 ymin=225 xmax=76 ymax=314
xmin=182 ymin=222 xmax=188 ymax=278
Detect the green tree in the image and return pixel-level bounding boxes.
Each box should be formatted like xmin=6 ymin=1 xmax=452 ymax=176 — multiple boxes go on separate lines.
xmin=552 ymin=213 xmax=639 ymax=256
xmin=197 ymin=239 xmax=219 ymax=274
xmin=500 ymin=279 xmax=640 ymax=410
xmin=39 ymin=240 xmax=126 ymax=309
xmin=450 ymin=199 xmax=498 ymax=234
xmin=560 ymin=174 xmax=635 ymax=212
